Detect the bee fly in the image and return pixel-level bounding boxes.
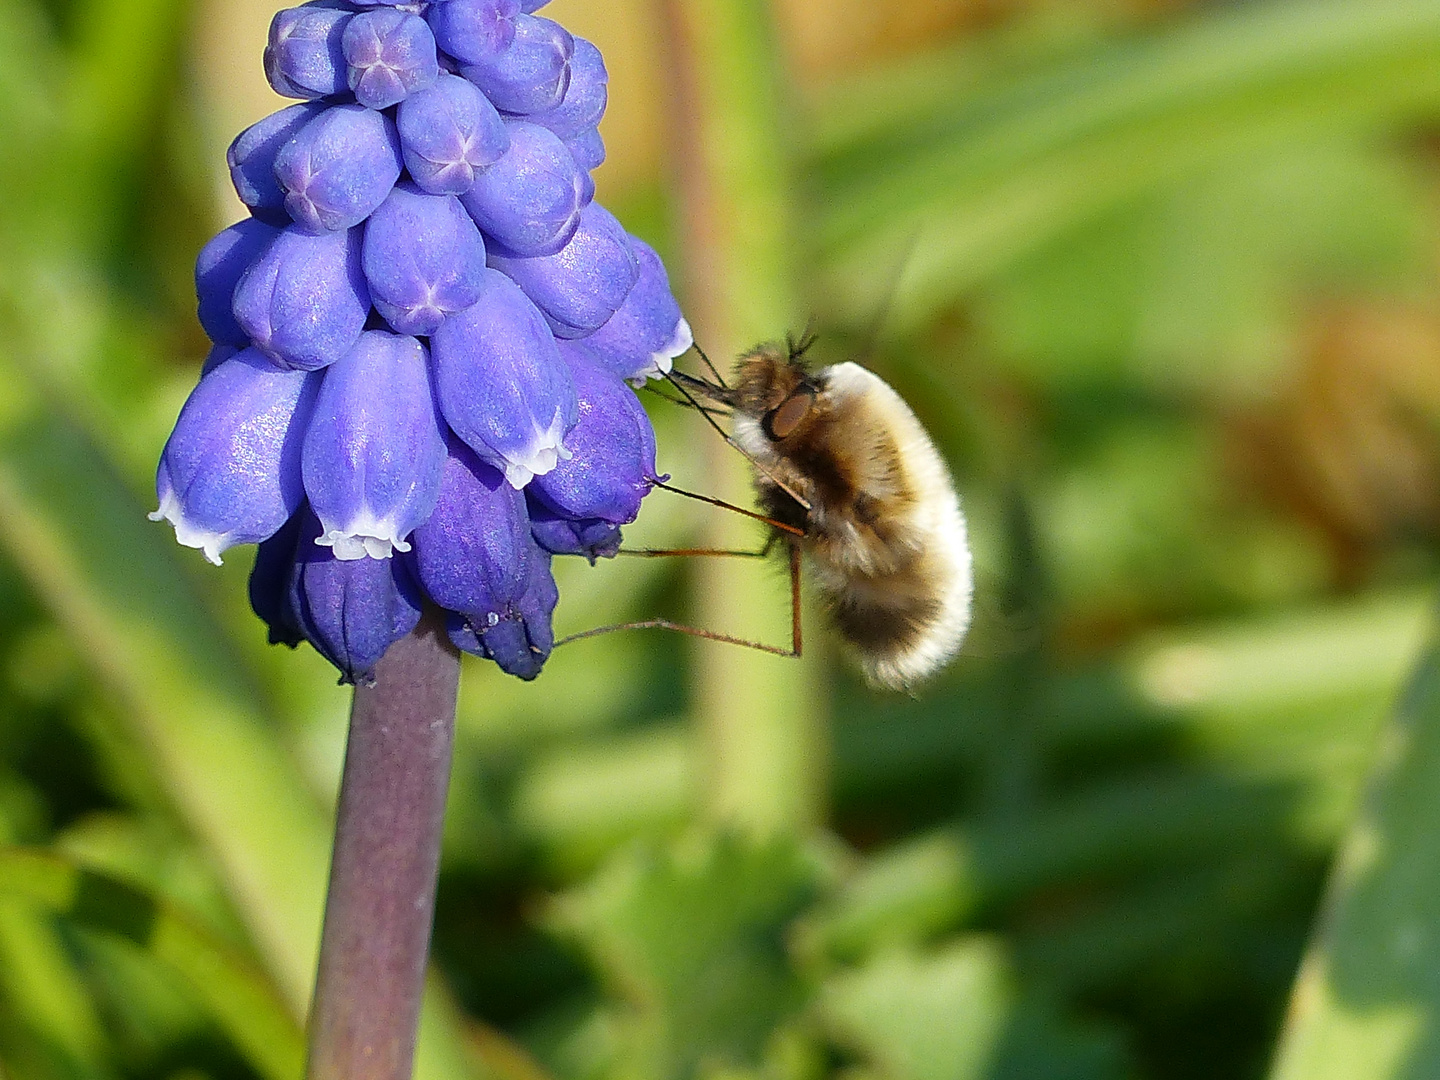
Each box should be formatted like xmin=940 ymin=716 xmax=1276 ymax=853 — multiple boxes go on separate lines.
xmin=560 ymin=334 xmax=973 ymax=692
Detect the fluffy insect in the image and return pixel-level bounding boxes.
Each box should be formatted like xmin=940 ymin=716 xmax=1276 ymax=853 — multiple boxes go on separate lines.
xmin=670 ymin=335 xmax=973 ymax=691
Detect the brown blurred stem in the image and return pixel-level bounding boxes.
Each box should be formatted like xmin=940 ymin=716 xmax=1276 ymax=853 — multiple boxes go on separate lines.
xmin=305 ymin=612 xmax=460 ymax=1080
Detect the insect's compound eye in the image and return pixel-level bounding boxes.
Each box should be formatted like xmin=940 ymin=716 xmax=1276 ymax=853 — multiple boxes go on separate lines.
xmin=764 ymin=390 xmax=814 ymax=440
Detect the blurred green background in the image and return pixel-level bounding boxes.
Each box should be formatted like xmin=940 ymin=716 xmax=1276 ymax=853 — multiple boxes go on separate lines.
xmin=5 ymin=0 xmax=1440 ymax=1077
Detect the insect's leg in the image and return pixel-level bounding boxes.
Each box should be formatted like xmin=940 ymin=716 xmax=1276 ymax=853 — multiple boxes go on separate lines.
xmin=552 ymin=536 xmax=801 ymax=659
xmin=652 ymin=479 xmax=804 ymax=537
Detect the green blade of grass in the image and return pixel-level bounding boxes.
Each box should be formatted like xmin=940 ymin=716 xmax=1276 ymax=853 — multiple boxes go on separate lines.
xmin=1269 ymin=617 xmax=1440 ymax=1079
xmin=0 ymin=845 xmax=304 ymax=1080
xmin=813 ymin=0 xmax=1440 ymax=331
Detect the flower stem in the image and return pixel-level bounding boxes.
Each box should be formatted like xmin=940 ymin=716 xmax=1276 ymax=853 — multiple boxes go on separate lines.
xmin=306 ymin=611 xmax=460 ymax=1080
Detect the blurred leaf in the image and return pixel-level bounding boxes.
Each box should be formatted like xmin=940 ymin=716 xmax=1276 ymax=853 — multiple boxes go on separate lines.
xmin=554 ymin=833 xmax=823 ymax=1080
xmin=813 ymin=0 xmax=1440 ymax=330
xmin=819 ymin=940 xmax=1012 ymax=1080
xmin=0 ymin=844 xmax=303 ymax=1080
xmin=1269 ymin=614 xmax=1440 ymax=1079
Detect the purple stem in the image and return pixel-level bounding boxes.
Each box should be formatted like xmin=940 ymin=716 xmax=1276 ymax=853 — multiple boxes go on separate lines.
xmin=306 ymin=612 xmax=461 ymax=1080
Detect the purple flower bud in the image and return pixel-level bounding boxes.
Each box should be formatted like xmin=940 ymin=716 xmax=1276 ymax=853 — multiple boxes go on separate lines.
xmin=202 ymin=345 xmax=242 ymax=380
xmin=447 ymin=543 xmax=556 ymax=679
xmin=531 ymin=346 xmax=657 ymax=524
xmin=488 ymin=201 xmax=638 ymax=338
xmin=343 ymin=9 xmax=439 ymax=110
xmin=196 ymin=218 xmax=281 ymax=345
xmin=525 ymin=37 xmax=605 ymax=139
xmin=362 ymin=183 xmax=487 ymax=335
xmin=575 ymin=237 xmax=692 ymax=383
xmin=426 ymin=0 xmax=519 ymax=65
xmin=151 ymin=349 xmax=319 ymax=565
xmin=265 ymin=6 xmax=352 ymax=100
xmin=232 ymin=225 xmax=370 ymax=371
xmin=397 ymin=73 xmax=509 ymax=195
xmin=564 ymin=126 xmax=605 ymax=171
xmin=302 ymin=331 xmax=446 ymax=561
xmin=527 ymin=496 xmax=622 ymax=562
xmin=288 ymin=510 xmax=425 ymax=683
xmin=432 ymin=269 xmax=577 ymax=488
xmin=460 ymin=15 xmax=573 ymax=115
xmin=412 ymin=438 xmax=531 ymax=617
xmin=250 ymin=512 xmax=305 ymax=647
xmin=273 ymin=104 xmax=403 ymax=233
xmin=227 ymin=103 xmax=326 ymax=222
xmin=460 ymin=121 xmax=588 ymax=257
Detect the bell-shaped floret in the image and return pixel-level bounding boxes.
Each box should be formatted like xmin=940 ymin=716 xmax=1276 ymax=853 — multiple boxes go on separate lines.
xmin=273 ymin=105 xmax=403 ymax=234
xmin=460 ymin=121 xmax=588 ymax=257
xmin=302 ymin=332 xmax=447 ymax=561
xmin=460 ymin=15 xmax=573 ymax=115
xmin=432 ymin=269 xmax=577 ymax=489
xmin=288 ymin=510 xmax=425 ymax=683
xmin=527 ymin=496 xmax=622 ymax=562
xmin=574 ymin=237 xmax=691 ymax=383
xmin=397 ymin=74 xmax=509 ymax=195
xmin=363 ymin=184 xmax=487 ymax=335
xmin=526 ymin=37 xmax=605 ymax=139
xmin=151 ymin=349 xmax=319 ymax=565
xmin=412 ymin=438 xmax=532 ymax=617
xmin=531 ymin=345 xmax=657 ymax=524
xmin=447 ymin=542 xmax=557 ymax=679
xmin=196 ymin=218 xmax=281 ymax=346
xmin=564 ymin=127 xmax=604 ymax=171
xmin=233 ymin=225 xmax=370 ymax=371
xmin=343 ymin=9 xmax=439 ymax=110
xmin=250 ymin=512 xmax=304 ymax=647
xmin=488 ymin=201 xmax=637 ymax=338
xmin=265 ymin=6 xmax=352 ymax=100
xmin=426 ymin=0 xmax=519 ymax=65
xmin=227 ymin=103 xmax=325 ymax=223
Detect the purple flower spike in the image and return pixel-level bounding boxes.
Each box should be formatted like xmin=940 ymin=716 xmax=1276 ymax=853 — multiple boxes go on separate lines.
xmin=432 ymin=269 xmax=578 ymax=488
xmin=343 ymin=9 xmax=439 ymax=110
xmin=227 ymin=103 xmax=326 ymax=222
xmin=363 ymin=184 xmax=487 ymax=335
xmin=426 ymin=0 xmax=519 ymax=66
xmin=575 ymin=237 xmax=692 ymax=383
xmin=412 ymin=439 xmax=532 ymax=619
xmin=527 ymin=37 xmax=606 ymax=139
xmin=460 ymin=121 xmax=588 ymax=257
xmin=250 ymin=513 xmax=305 ymax=647
xmin=151 ymin=349 xmax=319 ymax=565
xmin=273 ymin=105 xmax=403 ymax=234
xmin=232 ymin=225 xmax=370 ymax=371
xmin=196 ymin=218 xmax=281 ymax=346
xmin=397 ymin=74 xmax=509 ymax=195
xmin=265 ymin=6 xmax=352 ymax=100
xmin=564 ymin=127 xmax=605 ymax=171
xmin=527 ymin=497 xmax=622 ymax=562
xmin=531 ymin=347 xmax=657 ymax=524
xmin=488 ymin=201 xmax=638 ymax=338
xmin=302 ymin=332 xmax=446 ymax=561
xmin=288 ymin=510 xmax=425 ymax=683
xmin=447 ymin=544 xmax=557 ymax=679
xmin=460 ymin=15 xmax=573 ymax=115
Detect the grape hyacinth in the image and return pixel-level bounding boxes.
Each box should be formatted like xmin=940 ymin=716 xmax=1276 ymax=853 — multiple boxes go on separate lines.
xmin=154 ymin=0 xmax=693 ymax=685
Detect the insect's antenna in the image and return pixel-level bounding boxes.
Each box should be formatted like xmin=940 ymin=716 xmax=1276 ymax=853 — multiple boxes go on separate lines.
xmin=789 ymin=317 xmax=819 ymax=361
xmin=690 ymin=340 xmax=727 ymax=387
xmin=652 ymin=479 xmax=803 ymax=537
xmin=660 ymin=370 xmax=814 ymax=514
